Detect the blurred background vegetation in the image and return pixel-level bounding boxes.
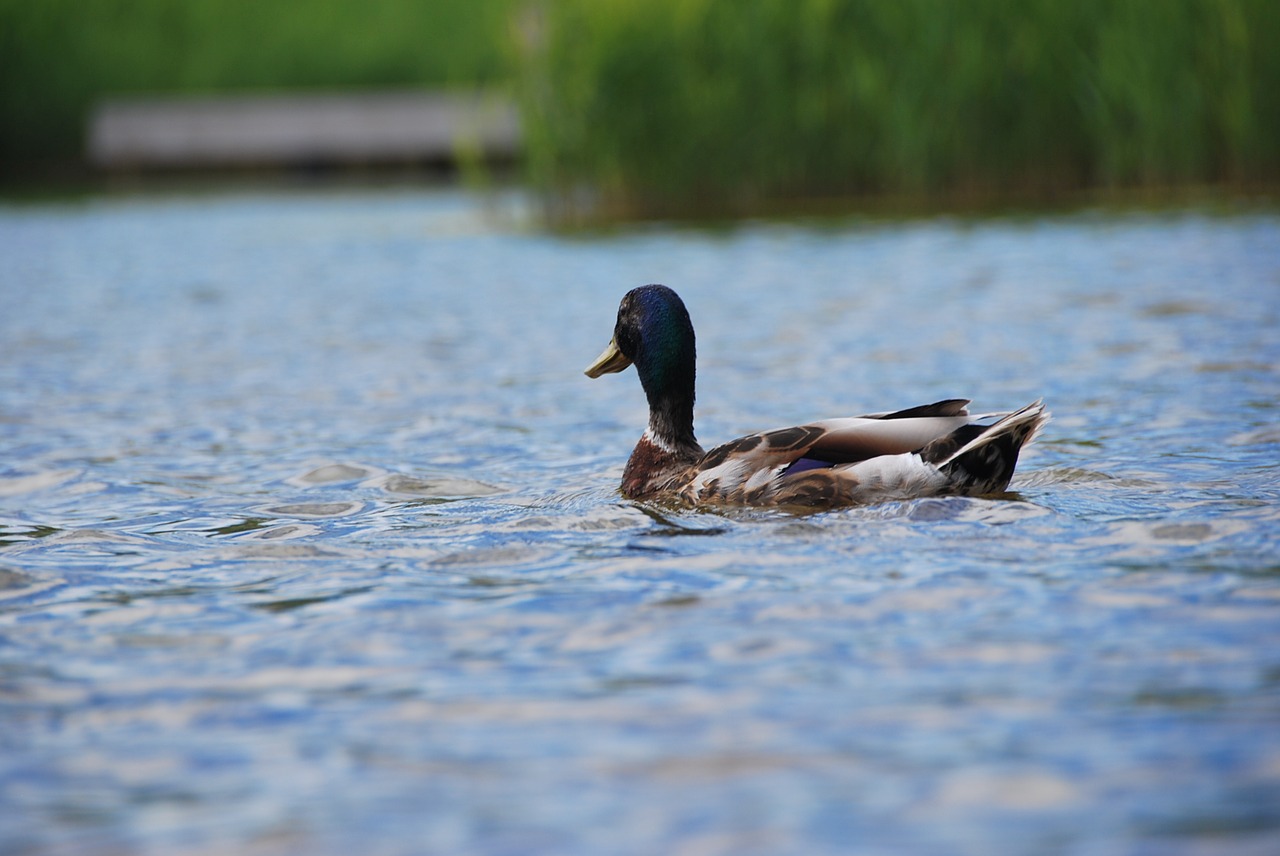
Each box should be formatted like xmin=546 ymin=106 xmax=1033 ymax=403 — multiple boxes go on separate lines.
xmin=0 ymin=0 xmax=516 ymax=174
xmin=520 ymin=0 xmax=1280 ymax=218
xmin=3 ymin=0 xmax=1277 ymax=217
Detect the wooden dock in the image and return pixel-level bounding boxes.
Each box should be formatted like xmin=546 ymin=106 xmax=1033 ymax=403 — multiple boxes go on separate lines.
xmin=86 ymin=90 xmax=521 ymax=170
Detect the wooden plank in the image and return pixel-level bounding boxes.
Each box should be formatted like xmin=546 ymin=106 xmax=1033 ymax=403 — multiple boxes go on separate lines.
xmin=87 ymin=90 xmax=520 ymax=169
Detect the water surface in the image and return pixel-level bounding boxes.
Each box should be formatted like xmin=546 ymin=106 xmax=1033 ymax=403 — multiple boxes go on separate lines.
xmin=1 ymin=189 xmax=1278 ymax=855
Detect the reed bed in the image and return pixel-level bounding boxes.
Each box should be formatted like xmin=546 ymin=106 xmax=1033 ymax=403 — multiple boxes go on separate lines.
xmin=517 ymin=0 xmax=1280 ymax=219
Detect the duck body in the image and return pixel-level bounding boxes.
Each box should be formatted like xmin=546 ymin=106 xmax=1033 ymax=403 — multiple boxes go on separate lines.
xmin=586 ymin=284 xmax=1048 ymax=508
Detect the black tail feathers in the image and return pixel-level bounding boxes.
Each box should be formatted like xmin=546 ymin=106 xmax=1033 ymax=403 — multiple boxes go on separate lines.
xmin=938 ymin=401 xmax=1048 ymax=496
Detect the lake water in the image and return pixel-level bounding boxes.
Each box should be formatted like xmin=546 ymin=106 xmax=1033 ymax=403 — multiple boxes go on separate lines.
xmin=1 ymin=187 xmax=1278 ymax=855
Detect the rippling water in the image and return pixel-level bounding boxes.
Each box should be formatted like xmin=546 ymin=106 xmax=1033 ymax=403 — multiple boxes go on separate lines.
xmin=2 ymin=188 xmax=1278 ymax=855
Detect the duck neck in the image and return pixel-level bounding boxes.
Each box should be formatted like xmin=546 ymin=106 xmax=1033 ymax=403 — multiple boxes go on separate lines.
xmin=647 ymin=392 xmax=701 ymax=458
xmin=641 ymin=376 xmax=702 ymax=460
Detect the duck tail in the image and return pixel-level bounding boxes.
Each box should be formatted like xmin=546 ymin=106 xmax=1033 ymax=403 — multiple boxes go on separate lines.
xmin=937 ymin=400 xmax=1049 ymax=496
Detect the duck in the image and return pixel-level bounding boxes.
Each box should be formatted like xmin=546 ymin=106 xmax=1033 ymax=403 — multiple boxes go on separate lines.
xmin=584 ymin=284 xmax=1048 ymax=507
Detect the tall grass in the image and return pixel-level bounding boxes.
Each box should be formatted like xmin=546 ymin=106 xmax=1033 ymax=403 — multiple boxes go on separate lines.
xmin=0 ymin=0 xmax=517 ymax=173
xmin=517 ymin=0 xmax=1280 ymax=219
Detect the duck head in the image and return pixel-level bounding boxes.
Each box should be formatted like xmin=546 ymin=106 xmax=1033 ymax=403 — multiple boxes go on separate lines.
xmin=585 ymin=284 xmax=699 ymax=453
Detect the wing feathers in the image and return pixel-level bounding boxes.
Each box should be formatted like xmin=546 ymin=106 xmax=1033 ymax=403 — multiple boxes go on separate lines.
xmin=683 ymin=400 xmax=1047 ymax=505
xmin=805 ymin=415 xmax=977 ymax=462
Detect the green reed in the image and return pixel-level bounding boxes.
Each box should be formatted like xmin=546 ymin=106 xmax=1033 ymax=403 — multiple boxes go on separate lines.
xmin=517 ymin=0 xmax=1280 ymax=219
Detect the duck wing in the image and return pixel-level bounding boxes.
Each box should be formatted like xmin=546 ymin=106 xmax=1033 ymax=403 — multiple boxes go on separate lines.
xmin=682 ymin=399 xmax=989 ymax=502
xmin=680 ymin=399 xmax=1047 ymax=507
xmin=801 ymin=399 xmax=985 ymax=463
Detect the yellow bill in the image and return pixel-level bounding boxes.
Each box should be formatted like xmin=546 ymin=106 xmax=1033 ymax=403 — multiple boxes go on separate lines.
xmin=584 ymin=337 xmax=632 ymax=377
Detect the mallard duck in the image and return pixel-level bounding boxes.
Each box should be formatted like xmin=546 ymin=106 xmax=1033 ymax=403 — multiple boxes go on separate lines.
xmin=585 ymin=284 xmax=1048 ymax=507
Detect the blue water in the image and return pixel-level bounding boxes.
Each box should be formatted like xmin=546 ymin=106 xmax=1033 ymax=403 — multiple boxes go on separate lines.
xmin=1 ymin=188 xmax=1278 ymax=855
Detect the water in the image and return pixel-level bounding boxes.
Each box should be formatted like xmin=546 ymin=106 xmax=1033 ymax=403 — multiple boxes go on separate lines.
xmin=1 ymin=188 xmax=1278 ymax=855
